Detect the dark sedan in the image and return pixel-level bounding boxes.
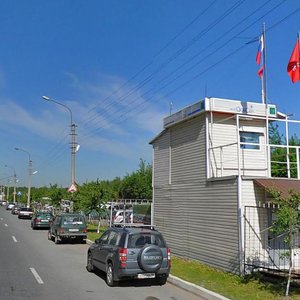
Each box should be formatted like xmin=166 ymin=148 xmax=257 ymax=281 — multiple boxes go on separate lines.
xmin=31 ymin=212 xmax=53 ymax=229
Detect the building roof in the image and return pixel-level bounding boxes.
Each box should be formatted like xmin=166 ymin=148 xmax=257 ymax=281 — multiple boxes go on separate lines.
xmin=254 ymin=178 xmax=300 ymax=198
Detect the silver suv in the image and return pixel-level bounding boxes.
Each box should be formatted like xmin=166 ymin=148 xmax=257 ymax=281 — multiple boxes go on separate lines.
xmin=86 ymin=227 xmax=170 ymax=286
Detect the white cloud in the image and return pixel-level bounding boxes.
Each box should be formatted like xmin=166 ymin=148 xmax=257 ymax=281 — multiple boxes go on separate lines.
xmin=0 ymin=73 xmax=166 ymax=162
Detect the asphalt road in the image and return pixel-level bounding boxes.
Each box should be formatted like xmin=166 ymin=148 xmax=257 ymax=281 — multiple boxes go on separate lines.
xmin=0 ymin=207 xmax=204 ymax=300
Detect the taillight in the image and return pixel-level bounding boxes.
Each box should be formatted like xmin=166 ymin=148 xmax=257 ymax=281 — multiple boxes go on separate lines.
xmin=59 ymin=228 xmax=65 ymax=234
xmin=36 ymin=218 xmax=41 ymax=223
xmin=167 ymin=248 xmax=171 ymax=267
xmin=119 ymin=248 xmax=128 ymax=268
xmin=83 ymin=228 xmax=87 ymax=233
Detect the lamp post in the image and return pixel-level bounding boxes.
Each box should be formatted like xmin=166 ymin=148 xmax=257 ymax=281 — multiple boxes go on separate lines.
xmin=5 ymin=165 xmax=17 ymax=203
xmin=42 ymin=96 xmax=78 ymax=189
xmin=6 ymin=179 xmax=10 ymax=202
xmin=15 ymin=147 xmax=33 ymax=208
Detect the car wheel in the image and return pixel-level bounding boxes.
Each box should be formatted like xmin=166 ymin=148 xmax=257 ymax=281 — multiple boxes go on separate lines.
xmin=86 ymin=252 xmax=94 ymax=272
xmin=138 ymin=245 xmax=163 ymax=272
xmin=106 ymin=263 xmax=116 ymax=287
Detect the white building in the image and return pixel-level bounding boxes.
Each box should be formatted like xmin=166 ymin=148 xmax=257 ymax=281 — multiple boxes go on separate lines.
xmin=150 ymin=97 xmax=300 ymax=274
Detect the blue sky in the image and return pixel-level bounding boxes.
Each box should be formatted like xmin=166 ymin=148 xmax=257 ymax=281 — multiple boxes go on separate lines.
xmin=0 ymin=0 xmax=299 ymax=188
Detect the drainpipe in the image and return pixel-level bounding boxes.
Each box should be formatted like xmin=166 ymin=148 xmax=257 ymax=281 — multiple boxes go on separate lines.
xmin=237 ymin=115 xmax=244 ymax=274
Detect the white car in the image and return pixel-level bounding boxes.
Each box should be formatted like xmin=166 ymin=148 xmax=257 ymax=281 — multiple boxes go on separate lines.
xmin=113 ymin=210 xmax=133 ymax=224
xmin=18 ymin=207 xmax=33 ymax=219
xmin=6 ymin=203 xmax=15 ymax=210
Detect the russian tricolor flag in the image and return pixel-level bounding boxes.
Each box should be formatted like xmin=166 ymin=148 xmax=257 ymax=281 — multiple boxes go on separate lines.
xmin=256 ymin=35 xmax=264 ymax=77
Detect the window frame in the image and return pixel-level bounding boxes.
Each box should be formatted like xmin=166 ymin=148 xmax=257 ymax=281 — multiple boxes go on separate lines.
xmin=240 ymin=131 xmax=261 ymax=150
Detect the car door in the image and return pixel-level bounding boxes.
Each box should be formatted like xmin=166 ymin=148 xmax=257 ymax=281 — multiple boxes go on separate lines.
xmin=92 ymin=231 xmax=111 ymax=271
xmin=51 ymin=216 xmax=61 ymax=235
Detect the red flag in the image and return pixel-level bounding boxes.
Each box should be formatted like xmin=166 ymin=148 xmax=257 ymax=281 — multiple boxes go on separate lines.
xmin=256 ymin=35 xmax=264 ymax=78
xmin=287 ymin=38 xmax=300 ymax=83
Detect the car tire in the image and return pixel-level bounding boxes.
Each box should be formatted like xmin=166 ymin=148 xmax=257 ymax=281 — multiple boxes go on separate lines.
xmin=138 ymin=245 xmax=163 ymax=272
xmin=106 ymin=263 xmax=116 ymax=287
xmin=86 ymin=253 xmax=94 ymax=272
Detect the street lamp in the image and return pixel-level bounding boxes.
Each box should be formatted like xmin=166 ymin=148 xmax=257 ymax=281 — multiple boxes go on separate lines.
xmin=5 ymin=165 xmax=17 ymax=203
xmin=42 ymin=96 xmax=78 ymax=189
xmin=15 ymin=147 xmax=34 ymax=208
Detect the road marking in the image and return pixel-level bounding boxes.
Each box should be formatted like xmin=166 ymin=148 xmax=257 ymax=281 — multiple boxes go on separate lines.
xmin=30 ymin=268 xmax=44 ymax=284
xmin=12 ymin=236 xmax=17 ymax=242
xmin=4 ymin=224 xmax=8 ymax=227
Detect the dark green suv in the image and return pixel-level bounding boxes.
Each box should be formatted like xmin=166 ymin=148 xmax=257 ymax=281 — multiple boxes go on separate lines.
xmin=48 ymin=213 xmax=87 ymax=244
xmin=86 ymin=227 xmax=170 ymax=286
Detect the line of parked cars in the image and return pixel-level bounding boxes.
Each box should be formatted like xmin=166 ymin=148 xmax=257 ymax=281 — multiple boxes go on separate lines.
xmin=1 ymin=203 xmax=171 ymax=287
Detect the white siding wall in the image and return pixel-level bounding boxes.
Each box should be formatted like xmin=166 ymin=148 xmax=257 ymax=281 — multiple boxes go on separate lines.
xmin=242 ymin=179 xmax=270 ymax=268
xmin=152 ymin=114 xmax=240 ymax=273
xmin=209 ymin=115 xmax=268 ymax=178
xmin=208 ymin=115 xmax=238 ymax=177
xmin=171 ymin=116 xmax=206 ymax=184
xmin=153 ymin=131 xmax=170 ymax=187
xmin=154 ymin=180 xmax=239 ymax=273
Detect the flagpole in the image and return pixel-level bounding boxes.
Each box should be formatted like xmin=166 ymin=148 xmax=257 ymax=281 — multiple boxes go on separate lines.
xmin=261 ymin=22 xmax=271 ymax=177
xmin=262 ymin=22 xmax=267 ymax=105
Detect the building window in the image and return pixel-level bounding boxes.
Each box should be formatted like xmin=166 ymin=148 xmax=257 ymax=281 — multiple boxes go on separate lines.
xmin=240 ymin=132 xmax=260 ymax=149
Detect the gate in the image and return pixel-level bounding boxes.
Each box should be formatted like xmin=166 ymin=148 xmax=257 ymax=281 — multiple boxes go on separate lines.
xmin=244 ymin=205 xmax=293 ymax=274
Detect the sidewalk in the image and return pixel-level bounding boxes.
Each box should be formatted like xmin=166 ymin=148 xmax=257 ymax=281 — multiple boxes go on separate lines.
xmin=87 ymin=239 xmax=230 ymax=300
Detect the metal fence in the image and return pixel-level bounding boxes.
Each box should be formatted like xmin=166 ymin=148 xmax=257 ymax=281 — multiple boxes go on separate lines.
xmin=244 ymin=205 xmax=299 ymax=275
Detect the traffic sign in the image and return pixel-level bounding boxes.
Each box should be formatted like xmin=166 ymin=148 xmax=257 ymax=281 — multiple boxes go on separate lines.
xmin=67 ymin=182 xmax=77 ymax=193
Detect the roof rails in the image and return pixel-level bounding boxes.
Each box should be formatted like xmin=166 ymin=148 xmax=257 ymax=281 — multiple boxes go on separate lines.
xmin=113 ymin=223 xmax=156 ymax=230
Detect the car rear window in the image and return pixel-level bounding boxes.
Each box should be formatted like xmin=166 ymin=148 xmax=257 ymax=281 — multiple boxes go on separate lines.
xmin=37 ymin=213 xmax=52 ymax=218
xmin=21 ymin=208 xmax=33 ymax=212
xmin=127 ymin=233 xmax=166 ymax=248
xmin=62 ymin=216 xmax=85 ymax=225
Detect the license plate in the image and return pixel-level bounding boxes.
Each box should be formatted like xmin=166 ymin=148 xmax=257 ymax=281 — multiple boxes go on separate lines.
xmin=137 ymin=273 xmax=155 ymax=279
xmin=41 ymin=220 xmax=49 ymax=222
xmin=69 ymin=229 xmax=79 ymax=232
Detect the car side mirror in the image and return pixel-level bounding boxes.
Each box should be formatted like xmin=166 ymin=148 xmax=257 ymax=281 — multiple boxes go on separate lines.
xmin=95 ymin=238 xmax=101 ymax=244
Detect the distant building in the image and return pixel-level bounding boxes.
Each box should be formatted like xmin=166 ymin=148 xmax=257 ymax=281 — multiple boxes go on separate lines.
xmin=150 ymin=97 xmax=300 ymax=274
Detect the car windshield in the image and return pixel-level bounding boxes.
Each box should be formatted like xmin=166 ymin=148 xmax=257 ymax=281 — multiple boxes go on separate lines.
xmin=127 ymin=233 xmax=166 ymax=248
xmin=63 ymin=216 xmax=85 ymax=225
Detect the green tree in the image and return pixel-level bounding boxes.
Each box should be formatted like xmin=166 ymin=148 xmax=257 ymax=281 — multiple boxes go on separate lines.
xmin=120 ymin=159 xmax=152 ymax=199
xmin=48 ymin=184 xmax=66 ymax=207
xmin=269 ymin=123 xmax=300 ymax=178
xmin=270 ymin=189 xmax=300 ymax=298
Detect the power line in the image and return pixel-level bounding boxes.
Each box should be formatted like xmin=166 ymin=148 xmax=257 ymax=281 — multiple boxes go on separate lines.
xmin=80 ymin=0 xmax=218 ymax=127
xmin=80 ymin=0 xmax=247 ymax=132
xmin=82 ymin=3 xmax=298 ymax=137
xmin=80 ymin=0 xmax=287 ymax=136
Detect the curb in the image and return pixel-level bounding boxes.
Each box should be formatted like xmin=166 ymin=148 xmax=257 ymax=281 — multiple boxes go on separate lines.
xmin=168 ymin=275 xmax=230 ymax=300
xmin=87 ymin=239 xmax=229 ymax=299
